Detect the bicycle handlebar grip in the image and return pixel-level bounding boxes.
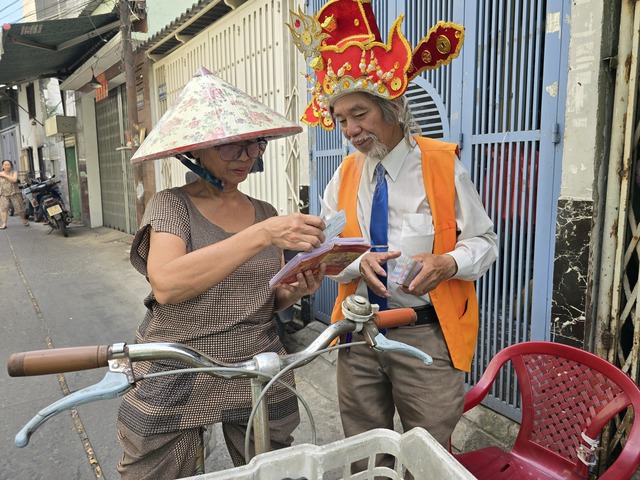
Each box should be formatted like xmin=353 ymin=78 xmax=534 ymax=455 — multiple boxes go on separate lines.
xmin=374 ymin=308 xmax=417 ymax=329
xmin=7 ymin=345 xmax=110 ymax=377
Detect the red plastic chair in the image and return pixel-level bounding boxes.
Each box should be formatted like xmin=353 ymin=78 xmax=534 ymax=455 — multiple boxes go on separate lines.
xmin=454 ymin=341 xmax=640 ymax=479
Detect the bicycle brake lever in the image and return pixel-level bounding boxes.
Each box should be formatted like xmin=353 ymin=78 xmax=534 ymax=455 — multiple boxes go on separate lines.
xmin=370 ymin=333 xmax=433 ymax=365
xmin=15 ymin=371 xmax=131 ymax=448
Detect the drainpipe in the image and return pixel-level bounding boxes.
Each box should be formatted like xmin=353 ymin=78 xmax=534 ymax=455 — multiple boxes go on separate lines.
xmin=594 ymin=0 xmax=637 ymax=362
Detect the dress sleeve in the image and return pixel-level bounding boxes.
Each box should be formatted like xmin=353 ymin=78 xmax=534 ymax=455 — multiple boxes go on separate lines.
xmin=130 ymin=190 xmax=191 ymax=276
xmin=253 ymin=197 xmax=278 ymax=220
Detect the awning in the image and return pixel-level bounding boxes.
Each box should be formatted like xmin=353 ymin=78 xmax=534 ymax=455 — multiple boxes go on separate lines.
xmin=0 ymin=13 xmax=120 ymax=85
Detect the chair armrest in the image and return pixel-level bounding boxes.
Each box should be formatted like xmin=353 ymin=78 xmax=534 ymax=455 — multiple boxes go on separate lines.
xmin=464 ymin=376 xmax=494 ymax=411
xmin=464 ymin=355 xmax=510 ymax=412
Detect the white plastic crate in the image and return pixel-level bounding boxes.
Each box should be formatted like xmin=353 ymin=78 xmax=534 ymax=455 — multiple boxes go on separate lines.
xmin=188 ymin=427 xmax=476 ymax=480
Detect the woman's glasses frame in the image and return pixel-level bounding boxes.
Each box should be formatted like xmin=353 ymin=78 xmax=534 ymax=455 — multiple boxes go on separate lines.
xmin=215 ymin=139 xmax=267 ymax=161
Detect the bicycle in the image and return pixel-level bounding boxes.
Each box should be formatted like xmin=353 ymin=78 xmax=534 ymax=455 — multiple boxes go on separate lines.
xmin=7 ymin=294 xmax=430 ymax=476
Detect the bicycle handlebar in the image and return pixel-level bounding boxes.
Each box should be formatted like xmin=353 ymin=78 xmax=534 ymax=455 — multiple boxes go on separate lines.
xmin=8 ymin=345 xmax=110 ymax=377
xmin=373 ymin=308 xmax=417 ymax=328
xmin=7 ymin=308 xmax=418 ymax=378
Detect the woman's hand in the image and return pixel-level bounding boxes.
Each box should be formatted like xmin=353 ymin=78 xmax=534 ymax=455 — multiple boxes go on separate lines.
xmin=263 ymin=213 xmax=326 ymax=252
xmin=275 ymin=264 xmax=326 ymax=311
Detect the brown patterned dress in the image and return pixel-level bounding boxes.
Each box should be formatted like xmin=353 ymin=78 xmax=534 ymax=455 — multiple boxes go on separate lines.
xmin=118 ymin=188 xmax=298 ymax=437
xmin=0 ymin=174 xmax=24 ymax=214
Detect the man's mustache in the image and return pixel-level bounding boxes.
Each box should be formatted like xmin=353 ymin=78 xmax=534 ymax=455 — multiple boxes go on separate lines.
xmin=350 ymin=133 xmax=378 ymax=144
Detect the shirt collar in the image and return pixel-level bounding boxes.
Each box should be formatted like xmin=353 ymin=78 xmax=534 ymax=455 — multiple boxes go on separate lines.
xmin=365 ymin=139 xmax=412 ymax=183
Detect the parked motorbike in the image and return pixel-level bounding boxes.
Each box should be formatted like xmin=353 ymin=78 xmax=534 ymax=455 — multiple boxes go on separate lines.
xmin=22 ymin=176 xmax=71 ymax=237
xmin=20 ymin=177 xmax=39 ymax=221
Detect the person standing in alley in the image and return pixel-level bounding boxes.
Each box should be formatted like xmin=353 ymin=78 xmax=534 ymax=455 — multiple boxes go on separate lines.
xmin=0 ymin=159 xmax=29 ymax=229
xmin=116 ymin=67 xmax=327 ymax=479
xmin=289 ymin=0 xmax=498 ymax=471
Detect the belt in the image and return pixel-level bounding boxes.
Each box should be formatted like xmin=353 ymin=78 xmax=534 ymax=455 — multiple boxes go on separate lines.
xmin=412 ymin=304 xmax=439 ymax=325
xmin=387 ymin=305 xmax=438 ymax=329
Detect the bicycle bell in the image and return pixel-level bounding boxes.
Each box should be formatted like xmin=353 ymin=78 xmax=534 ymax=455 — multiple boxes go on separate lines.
xmin=341 ymin=294 xmax=379 ymax=330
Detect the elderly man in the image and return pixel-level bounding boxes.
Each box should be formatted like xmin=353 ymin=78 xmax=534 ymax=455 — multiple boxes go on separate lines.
xmin=289 ymin=0 xmax=498 ymax=468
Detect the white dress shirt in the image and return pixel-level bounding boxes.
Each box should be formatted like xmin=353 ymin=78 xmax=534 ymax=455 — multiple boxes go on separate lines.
xmin=322 ymin=138 xmax=498 ymax=309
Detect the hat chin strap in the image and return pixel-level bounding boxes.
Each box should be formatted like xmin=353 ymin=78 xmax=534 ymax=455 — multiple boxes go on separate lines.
xmin=177 ymin=153 xmax=225 ymax=191
xmin=250 ymin=157 xmax=264 ymax=174
xmin=176 ymin=151 xmax=264 ymax=190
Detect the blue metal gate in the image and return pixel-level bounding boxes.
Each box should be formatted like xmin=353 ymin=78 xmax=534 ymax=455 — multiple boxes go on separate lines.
xmin=307 ymin=0 xmax=568 ymax=421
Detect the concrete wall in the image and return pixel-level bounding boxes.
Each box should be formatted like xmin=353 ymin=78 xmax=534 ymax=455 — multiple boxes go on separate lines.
xmin=562 ymin=2 xmax=615 ymax=201
xmin=145 ymin=0 xmax=188 ymax=35
xmin=552 ymin=1 xmax=618 ymax=347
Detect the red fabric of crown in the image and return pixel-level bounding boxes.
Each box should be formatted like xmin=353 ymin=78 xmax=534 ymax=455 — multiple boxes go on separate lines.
xmin=288 ymin=0 xmax=464 ymax=130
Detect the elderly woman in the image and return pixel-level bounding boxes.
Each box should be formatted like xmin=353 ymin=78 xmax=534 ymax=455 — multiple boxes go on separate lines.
xmin=0 ymin=159 xmax=28 ymax=229
xmin=116 ymin=68 xmax=326 ymax=479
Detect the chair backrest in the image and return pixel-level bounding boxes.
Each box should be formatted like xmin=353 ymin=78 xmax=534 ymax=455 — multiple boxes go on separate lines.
xmin=492 ymin=342 xmax=640 ymax=479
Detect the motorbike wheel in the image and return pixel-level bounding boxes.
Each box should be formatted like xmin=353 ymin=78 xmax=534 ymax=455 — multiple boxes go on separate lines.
xmin=24 ymin=202 xmax=33 ymax=220
xmin=59 ymin=218 xmax=68 ymax=237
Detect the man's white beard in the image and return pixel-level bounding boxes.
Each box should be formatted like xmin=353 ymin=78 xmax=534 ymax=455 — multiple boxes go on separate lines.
xmin=368 ymin=139 xmax=390 ymax=162
xmin=351 ymin=133 xmax=389 ymax=162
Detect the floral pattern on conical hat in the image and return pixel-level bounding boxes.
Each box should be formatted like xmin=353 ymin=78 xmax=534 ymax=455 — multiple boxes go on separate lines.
xmin=131 ymin=67 xmax=302 ymax=163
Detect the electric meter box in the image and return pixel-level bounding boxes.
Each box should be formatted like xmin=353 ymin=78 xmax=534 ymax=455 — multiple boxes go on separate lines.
xmin=45 ymin=116 xmax=76 ymax=136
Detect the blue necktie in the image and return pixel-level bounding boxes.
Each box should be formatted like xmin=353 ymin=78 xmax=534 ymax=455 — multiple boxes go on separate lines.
xmin=368 ymin=162 xmax=388 ymax=311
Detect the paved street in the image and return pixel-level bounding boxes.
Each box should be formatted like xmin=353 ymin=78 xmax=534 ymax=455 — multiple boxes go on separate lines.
xmin=0 ymin=218 xmax=342 ymax=479
xmin=13 ymin=218 xmax=638 ymax=480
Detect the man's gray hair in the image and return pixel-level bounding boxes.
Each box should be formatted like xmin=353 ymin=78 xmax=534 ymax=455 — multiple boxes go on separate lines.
xmin=371 ymin=94 xmax=422 ymax=147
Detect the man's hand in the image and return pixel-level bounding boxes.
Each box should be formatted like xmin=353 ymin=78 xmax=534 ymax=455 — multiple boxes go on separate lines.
xmin=359 ymin=250 xmax=402 ymax=298
xmin=401 ymin=253 xmax=458 ymax=297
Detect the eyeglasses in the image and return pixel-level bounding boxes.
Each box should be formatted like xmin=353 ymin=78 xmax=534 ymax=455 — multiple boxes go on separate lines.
xmin=215 ymin=140 xmax=267 ymax=161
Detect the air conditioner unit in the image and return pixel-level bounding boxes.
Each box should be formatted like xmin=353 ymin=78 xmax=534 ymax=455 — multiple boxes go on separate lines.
xmin=44 ymin=115 xmax=76 ymax=137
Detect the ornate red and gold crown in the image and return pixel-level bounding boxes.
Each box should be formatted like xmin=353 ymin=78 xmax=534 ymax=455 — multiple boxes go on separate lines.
xmin=288 ymin=0 xmax=464 ymax=130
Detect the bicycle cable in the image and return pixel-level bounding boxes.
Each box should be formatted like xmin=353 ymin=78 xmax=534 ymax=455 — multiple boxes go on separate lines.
xmin=244 ymin=341 xmax=367 ymax=462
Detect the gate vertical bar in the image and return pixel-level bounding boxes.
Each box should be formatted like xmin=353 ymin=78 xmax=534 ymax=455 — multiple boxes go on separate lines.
xmin=530 ymin=0 xmax=565 ymax=341
xmin=448 ymin=0 xmax=465 ymax=147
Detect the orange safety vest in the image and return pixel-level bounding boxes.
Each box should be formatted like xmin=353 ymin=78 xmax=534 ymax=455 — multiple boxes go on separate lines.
xmin=330 ymin=136 xmax=479 ymax=372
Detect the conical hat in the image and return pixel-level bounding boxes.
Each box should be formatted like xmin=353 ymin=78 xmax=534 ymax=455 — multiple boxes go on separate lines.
xmin=131 ymin=67 xmax=303 ymax=163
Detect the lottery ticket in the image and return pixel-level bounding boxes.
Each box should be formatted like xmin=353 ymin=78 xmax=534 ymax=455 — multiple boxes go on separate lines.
xmin=390 ymin=255 xmax=423 ymax=287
